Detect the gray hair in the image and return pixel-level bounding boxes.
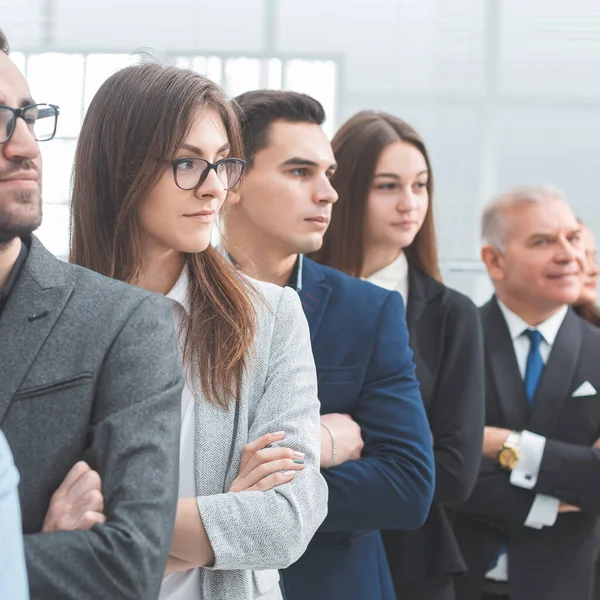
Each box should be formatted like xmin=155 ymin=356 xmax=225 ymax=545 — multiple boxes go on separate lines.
xmin=481 ymin=183 xmax=567 ymax=252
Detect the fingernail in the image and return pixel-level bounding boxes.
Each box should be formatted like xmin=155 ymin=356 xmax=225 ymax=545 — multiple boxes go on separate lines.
xmin=282 ymin=470 xmax=295 ymax=476
xmin=272 ymin=431 xmax=285 ymax=437
xmin=293 ymin=459 xmax=305 ymax=465
xmin=293 ymin=451 xmax=305 ymax=458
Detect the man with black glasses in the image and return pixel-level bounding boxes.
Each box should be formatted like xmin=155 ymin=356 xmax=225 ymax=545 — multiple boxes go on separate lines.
xmin=0 ymin=30 xmax=183 ymax=600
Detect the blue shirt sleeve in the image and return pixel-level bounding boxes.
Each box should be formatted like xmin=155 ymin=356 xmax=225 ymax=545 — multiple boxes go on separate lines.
xmin=0 ymin=430 xmax=29 ymax=600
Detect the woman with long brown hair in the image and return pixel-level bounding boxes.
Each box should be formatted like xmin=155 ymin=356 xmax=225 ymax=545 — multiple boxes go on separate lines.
xmin=573 ymin=220 xmax=600 ymax=600
xmin=70 ymin=64 xmax=327 ymax=600
xmin=312 ymin=111 xmax=485 ymax=600
xmin=573 ymin=220 xmax=600 ymax=327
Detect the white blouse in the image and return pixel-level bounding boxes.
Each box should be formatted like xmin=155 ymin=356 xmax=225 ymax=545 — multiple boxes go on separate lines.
xmin=364 ymin=252 xmax=409 ymax=309
xmin=159 ymin=266 xmax=202 ymax=600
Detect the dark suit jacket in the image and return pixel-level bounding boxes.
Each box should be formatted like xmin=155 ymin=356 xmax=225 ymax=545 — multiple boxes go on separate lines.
xmin=0 ymin=237 xmax=183 ymax=600
xmin=454 ymin=297 xmax=600 ymax=600
xmin=281 ymin=257 xmax=435 ymax=600
xmin=381 ymin=267 xmax=485 ymax=597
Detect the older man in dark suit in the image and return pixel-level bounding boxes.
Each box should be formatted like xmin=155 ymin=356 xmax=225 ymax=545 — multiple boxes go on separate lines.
xmin=0 ymin=29 xmax=183 ymax=600
xmin=454 ymin=184 xmax=600 ymax=600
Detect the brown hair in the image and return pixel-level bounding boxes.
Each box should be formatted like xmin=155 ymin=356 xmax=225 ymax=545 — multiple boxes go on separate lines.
xmin=234 ymin=90 xmax=325 ymax=167
xmin=312 ymin=110 xmax=441 ymax=280
xmin=70 ymin=64 xmax=256 ymax=409
xmin=0 ymin=29 xmax=9 ymax=54
xmin=573 ymin=303 xmax=600 ymax=327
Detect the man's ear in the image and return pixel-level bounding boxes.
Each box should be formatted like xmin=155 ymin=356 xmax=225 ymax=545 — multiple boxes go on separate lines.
xmin=481 ymin=244 xmax=505 ymax=282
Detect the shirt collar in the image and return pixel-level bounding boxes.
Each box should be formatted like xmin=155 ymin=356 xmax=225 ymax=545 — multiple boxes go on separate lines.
xmin=364 ymin=252 xmax=409 ymax=292
xmin=166 ymin=264 xmax=190 ymax=315
xmin=497 ymin=299 xmax=568 ymax=346
xmin=220 ymin=247 xmax=303 ymax=293
xmin=286 ymin=254 xmax=304 ymax=293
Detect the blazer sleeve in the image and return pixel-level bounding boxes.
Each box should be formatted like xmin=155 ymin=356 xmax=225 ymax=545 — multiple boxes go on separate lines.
xmin=533 ymin=441 xmax=600 ymax=514
xmin=457 ymin=457 xmax=536 ymax=535
xmin=430 ymin=295 xmax=485 ymax=505
xmin=319 ymin=291 xmax=435 ymax=532
xmin=196 ymin=287 xmax=328 ymax=571
xmin=24 ymin=294 xmax=183 ymax=600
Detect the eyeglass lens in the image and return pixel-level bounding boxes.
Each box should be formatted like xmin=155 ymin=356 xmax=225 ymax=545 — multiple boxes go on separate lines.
xmin=0 ymin=104 xmax=58 ymax=144
xmin=175 ymin=159 xmax=244 ymax=191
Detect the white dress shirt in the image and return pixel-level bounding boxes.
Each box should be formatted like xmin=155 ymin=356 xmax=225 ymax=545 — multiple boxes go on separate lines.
xmin=0 ymin=430 xmax=29 ymax=600
xmin=486 ymin=300 xmax=568 ymax=582
xmin=364 ymin=252 xmax=409 ymax=309
xmin=160 ymin=266 xmax=203 ymax=600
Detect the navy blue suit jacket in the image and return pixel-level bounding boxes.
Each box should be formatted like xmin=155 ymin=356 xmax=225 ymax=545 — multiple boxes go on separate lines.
xmin=281 ymin=258 xmax=435 ymax=600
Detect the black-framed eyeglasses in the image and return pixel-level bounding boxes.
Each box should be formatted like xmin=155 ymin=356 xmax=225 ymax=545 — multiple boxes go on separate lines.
xmin=0 ymin=103 xmax=60 ymax=144
xmin=172 ymin=157 xmax=246 ymax=192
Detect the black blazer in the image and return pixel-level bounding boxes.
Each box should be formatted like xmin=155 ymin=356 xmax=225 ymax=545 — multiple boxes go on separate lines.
xmin=381 ymin=266 xmax=485 ymax=597
xmin=454 ymin=297 xmax=600 ymax=600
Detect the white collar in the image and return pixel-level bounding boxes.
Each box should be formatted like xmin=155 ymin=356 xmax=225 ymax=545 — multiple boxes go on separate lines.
xmin=166 ymin=264 xmax=190 ymax=315
xmin=220 ymin=246 xmax=304 ymax=293
xmin=497 ymin=298 xmax=568 ymax=345
xmin=365 ymin=252 xmax=409 ymax=292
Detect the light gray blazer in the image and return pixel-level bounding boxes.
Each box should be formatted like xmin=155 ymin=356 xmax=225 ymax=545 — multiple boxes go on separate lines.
xmin=192 ymin=279 xmax=328 ymax=600
xmin=0 ymin=237 xmax=183 ymax=599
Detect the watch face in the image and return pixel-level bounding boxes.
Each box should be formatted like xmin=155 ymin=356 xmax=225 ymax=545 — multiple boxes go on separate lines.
xmin=499 ymin=448 xmax=519 ymax=470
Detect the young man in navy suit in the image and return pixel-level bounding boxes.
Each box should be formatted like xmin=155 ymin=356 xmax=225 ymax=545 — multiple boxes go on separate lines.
xmin=224 ymin=90 xmax=435 ymax=600
xmin=454 ymin=185 xmax=600 ymax=600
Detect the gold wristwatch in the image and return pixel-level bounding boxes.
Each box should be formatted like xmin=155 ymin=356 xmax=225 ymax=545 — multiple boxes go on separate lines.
xmin=497 ymin=431 xmax=521 ymax=470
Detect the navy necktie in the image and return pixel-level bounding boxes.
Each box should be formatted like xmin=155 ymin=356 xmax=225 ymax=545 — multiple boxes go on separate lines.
xmin=489 ymin=329 xmax=546 ymax=572
xmin=524 ymin=329 xmax=544 ymax=405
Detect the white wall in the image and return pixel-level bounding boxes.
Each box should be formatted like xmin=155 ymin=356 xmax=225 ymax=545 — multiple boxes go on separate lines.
xmin=2 ymin=0 xmax=600 ymax=301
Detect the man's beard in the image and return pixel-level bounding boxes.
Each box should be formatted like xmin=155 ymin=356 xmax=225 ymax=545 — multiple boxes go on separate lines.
xmin=0 ymin=189 xmax=43 ymax=246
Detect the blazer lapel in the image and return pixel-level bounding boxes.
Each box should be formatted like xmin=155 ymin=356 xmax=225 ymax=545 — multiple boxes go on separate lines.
xmin=406 ymin=267 xmax=446 ymax=406
xmin=526 ymin=309 xmax=582 ymax=436
xmin=406 ymin=266 xmax=446 ymax=333
xmin=406 ymin=267 xmax=427 ymax=335
xmin=481 ymin=298 xmax=529 ymax=429
xmin=0 ymin=237 xmax=73 ymax=423
xmin=298 ymin=258 xmax=332 ymax=342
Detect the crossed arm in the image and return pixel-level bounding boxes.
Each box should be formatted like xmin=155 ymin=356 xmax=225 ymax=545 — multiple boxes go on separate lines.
xmin=43 ymin=433 xmax=308 ymax=578
xmin=41 ymin=288 xmax=327 ymax=583
xmin=24 ymin=296 xmax=183 ymax=600
xmin=460 ymin=427 xmax=600 ymax=536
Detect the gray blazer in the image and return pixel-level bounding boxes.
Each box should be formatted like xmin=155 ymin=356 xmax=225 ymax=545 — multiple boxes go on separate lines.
xmin=0 ymin=237 xmax=183 ymax=600
xmin=193 ymin=280 xmax=328 ymax=600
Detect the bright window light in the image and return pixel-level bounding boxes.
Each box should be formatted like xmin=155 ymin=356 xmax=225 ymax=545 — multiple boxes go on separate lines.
xmin=9 ymin=52 xmax=26 ymax=75
xmin=84 ymin=54 xmax=140 ymax=110
xmin=224 ymin=57 xmax=260 ymax=98
xmin=268 ymin=58 xmax=283 ymax=89
xmin=28 ymin=54 xmax=85 ymax=138
xmin=285 ymin=59 xmax=337 ymax=138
